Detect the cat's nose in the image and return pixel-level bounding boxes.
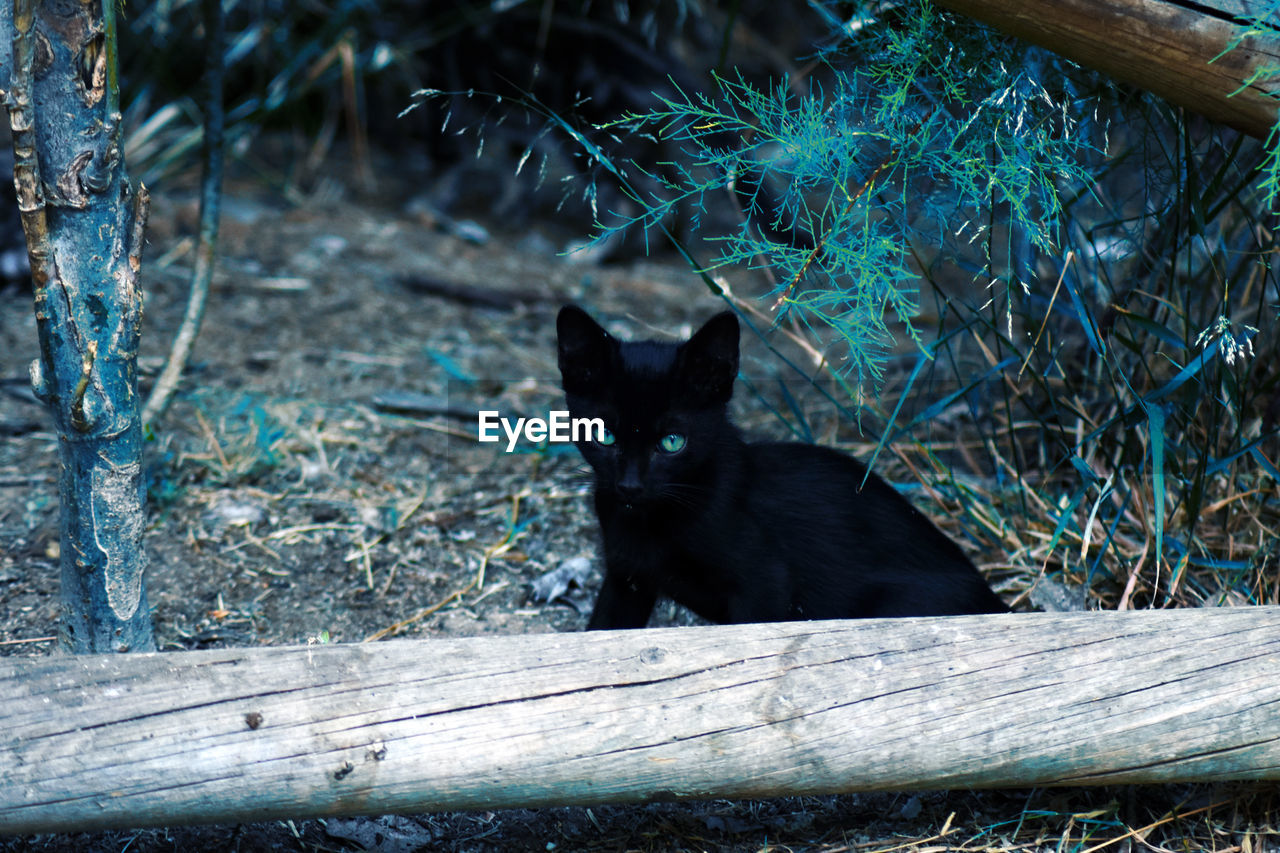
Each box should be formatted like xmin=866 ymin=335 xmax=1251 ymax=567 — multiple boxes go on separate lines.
xmin=617 ymin=480 xmax=643 ymax=501
xmin=617 ymin=470 xmax=644 ymax=501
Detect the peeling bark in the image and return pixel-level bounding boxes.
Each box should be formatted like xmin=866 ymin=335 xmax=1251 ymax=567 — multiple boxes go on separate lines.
xmin=3 ymin=0 xmax=154 ymax=652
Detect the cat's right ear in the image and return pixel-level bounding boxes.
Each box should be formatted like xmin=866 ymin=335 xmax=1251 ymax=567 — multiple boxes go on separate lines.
xmin=558 ymin=305 xmax=614 ymax=394
xmin=676 ymin=311 xmax=739 ymax=405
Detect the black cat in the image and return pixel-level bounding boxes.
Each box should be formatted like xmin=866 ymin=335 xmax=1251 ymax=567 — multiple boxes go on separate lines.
xmin=556 ymin=305 xmax=1008 ymax=629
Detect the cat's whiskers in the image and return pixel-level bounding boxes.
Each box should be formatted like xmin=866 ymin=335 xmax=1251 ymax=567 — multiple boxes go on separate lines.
xmin=659 ymin=482 xmax=711 ymax=510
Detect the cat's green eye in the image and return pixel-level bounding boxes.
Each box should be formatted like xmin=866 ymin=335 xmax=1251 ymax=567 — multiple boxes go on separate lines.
xmin=596 ymin=427 xmax=616 ymax=447
xmin=658 ymin=433 xmax=686 ymax=454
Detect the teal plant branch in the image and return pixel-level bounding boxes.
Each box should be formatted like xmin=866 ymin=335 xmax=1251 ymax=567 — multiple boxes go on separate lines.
xmin=590 ymin=1 xmax=1100 ymax=391
xmin=1216 ymin=0 xmax=1280 ymax=208
xmin=402 ymin=2 xmax=1101 ymax=394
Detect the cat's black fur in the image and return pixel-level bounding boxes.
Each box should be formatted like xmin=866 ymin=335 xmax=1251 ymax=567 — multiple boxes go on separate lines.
xmin=557 ymin=305 xmax=1008 ymax=629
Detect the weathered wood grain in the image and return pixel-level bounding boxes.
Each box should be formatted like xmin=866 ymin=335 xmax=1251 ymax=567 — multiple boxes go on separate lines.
xmin=3 ymin=608 xmax=1280 ymax=834
xmin=932 ymin=0 xmax=1280 ymax=138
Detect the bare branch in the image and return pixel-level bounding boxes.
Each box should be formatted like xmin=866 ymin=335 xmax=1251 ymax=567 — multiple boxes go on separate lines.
xmin=142 ymin=0 xmax=225 ymax=426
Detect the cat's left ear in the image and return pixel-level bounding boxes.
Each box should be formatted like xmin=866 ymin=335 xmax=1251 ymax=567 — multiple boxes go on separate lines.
xmin=677 ymin=311 xmax=739 ymax=405
xmin=558 ymin=305 xmax=616 ymax=394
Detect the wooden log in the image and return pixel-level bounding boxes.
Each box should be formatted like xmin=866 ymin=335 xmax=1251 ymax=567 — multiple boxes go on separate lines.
xmin=4 ymin=608 xmax=1280 ymax=835
xmin=931 ymin=0 xmax=1280 ymax=139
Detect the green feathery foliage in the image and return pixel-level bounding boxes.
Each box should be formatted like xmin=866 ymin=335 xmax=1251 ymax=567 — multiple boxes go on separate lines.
xmin=1220 ymin=0 xmax=1280 ymax=209
xmin=595 ymin=1 xmax=1101 ymax=391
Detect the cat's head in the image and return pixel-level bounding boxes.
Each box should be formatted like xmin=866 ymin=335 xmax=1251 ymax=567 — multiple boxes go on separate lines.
xmin=557 ymin=305 xmax=739 ymax=510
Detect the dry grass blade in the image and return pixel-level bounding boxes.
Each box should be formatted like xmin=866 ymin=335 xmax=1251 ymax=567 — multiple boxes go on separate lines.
xmin=362 ymin=581 xmax=475 ymax=643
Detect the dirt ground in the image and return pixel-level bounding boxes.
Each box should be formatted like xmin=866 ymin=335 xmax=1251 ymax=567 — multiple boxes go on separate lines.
xmin=3 ymin=144 xmax=1278 ymax=851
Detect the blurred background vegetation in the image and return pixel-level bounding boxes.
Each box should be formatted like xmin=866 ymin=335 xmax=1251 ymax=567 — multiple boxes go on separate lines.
xmin=109 ymin=0 xmax=1279 ymax=614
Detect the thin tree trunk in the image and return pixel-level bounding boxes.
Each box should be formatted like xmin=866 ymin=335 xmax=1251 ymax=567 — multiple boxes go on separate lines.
xmin=3 ymin=0 xmax=154 ymax=652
